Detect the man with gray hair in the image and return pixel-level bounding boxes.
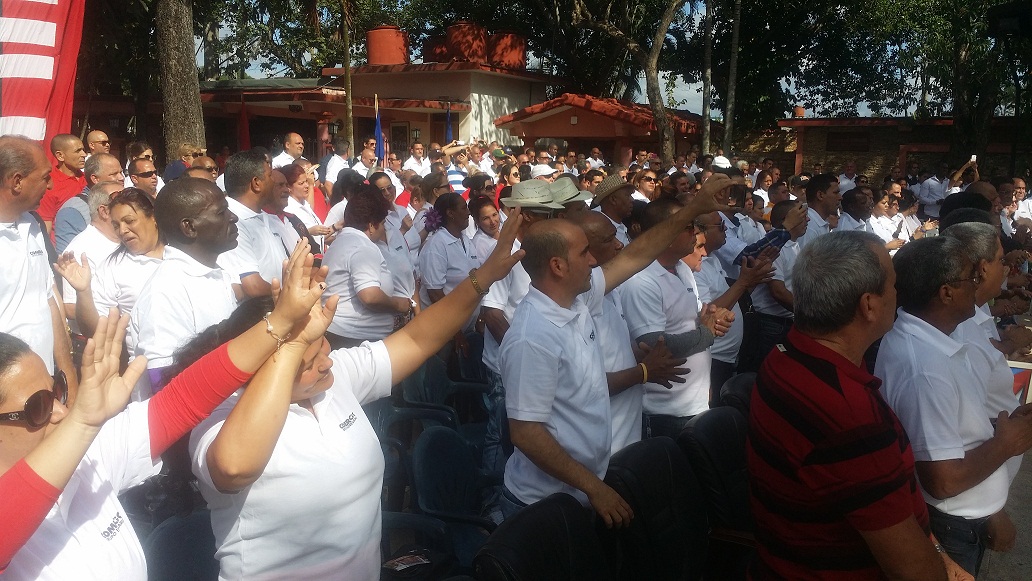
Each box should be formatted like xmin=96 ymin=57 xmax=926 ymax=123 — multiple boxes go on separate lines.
xmin=877 ymin=236 xmax=1032 ymax=576
xmin=748 ymin=231 xmax=965 ymax=580
xmin=54 ymin=152 xmax=124 ymax=252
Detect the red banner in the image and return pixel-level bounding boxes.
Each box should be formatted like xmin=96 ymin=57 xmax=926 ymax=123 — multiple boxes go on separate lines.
xmin=0 ymin=0 xmax=86 ymax=150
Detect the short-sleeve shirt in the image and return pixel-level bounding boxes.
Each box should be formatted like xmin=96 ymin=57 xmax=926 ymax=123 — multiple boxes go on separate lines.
xmin=417 ymin=228 xmax=479 ymax=309
xmin=92 ymin=249 xmax=164 ymax=317
xmin=5 ymin=402 xmax=159 ymax=580
xmin=61 ymin=225 xmax=119 ymax=333
xmin=0 ymin=213 xmax=56 ymax=373
xmin=621 ymin=261 xmax=710 ymax=418
xmin=481 ymin=238 xmax=529 ymax=375
xmin=217 ymin=196 xmax=288 ymax=285
xmin=471 ymin=228 xmax=497 ymax=267
xmin=501 ymin=269 xmax=610 ymax=506
xmin=694 ymin=256 xmax=744 ymax=364
xmin=403 ymin=156 xmax=431 ymax=177
xmin=750 ymin=240 xmax=798 ymax=318
xmin=324 ymin=228 xmax=397 ymax=340
xmin=798 ymin=207 xmax=830 ymax=249
xmin=747 ymin=328 xmax=929 ymax=580
xmin=875 ymin=309 xmax=1010 ymax=518
xmin=593 ymin=287 xmax=643 ymax=454
xmin=382 ymin=205 xmax=416 ymax=299
xmin=191 ymin=342 xmax=391 ymax=580
xmin=37 ymin=168 xmax=85 ymax=224
xmin=54 ymin=193 xmax=90 ymax=253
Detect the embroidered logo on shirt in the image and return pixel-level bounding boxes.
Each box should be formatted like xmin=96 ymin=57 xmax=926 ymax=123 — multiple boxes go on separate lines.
xmin=29 ymin=249 xmax=44 ymax=257
xmin=589 ymin=330 xmax=595 ymax=341
xmin=100 ymin=512 xmax=125 ymax=540
xmin=339 ymin=412 xmax=357 ymax=431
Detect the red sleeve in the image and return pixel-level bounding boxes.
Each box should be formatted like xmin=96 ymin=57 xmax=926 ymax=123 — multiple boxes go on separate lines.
xmin=0 ymin=460 xmax=62 ymax=571
xmin=147 ymin=343 xmax=253 ymax=458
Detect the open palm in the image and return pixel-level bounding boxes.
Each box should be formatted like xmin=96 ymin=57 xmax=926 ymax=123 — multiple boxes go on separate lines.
xmin=54 ymin=252 xmax=92 ymax=293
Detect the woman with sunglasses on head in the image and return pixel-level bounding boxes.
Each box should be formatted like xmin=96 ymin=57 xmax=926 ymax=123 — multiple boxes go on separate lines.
xmin=187 ymin=216 xmax=525 ymax=579
xmin=0 ymin=243 xmax=328 ymax=580
xmin=54 ymin=189 xmax=165 ymax=341
xmin=121 ymin=142 xmax=166 ymax=192
xmin=631 ymin=169 xmax=659 ymax=202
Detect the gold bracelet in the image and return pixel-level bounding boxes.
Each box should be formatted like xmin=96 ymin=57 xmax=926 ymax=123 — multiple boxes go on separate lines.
xmin=262 ymin=312 xmax=291 ymax=350
xmin=468 ymin=268 xmax=489 ymax=296
xmin=639 ymin=362 xmax=648 ymax=383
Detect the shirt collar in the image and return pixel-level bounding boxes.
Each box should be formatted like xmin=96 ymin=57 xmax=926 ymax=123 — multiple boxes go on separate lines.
xmin=807 ymin=207 xmax=828 ymax=228
xmin=785 ymin=327 xmax=881 ymax=390
xmin=226 ymin=195 xmax=259 ymax=219
xmin=524 ymin=283 xmax=584 ymax=327
xmin=894 ymin=308 xmax=966 ymax=357
xmin=164 ymin=245 xmax=224 ymax=278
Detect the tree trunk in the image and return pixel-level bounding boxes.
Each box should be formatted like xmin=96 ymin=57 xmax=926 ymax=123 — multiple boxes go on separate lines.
xmin=156 ymin=0 xmax=206 ymax=161
xmin=644 ymin=63 xmax=674 ymax=164
xmin=202 ymin=22 xmax=220 ymax=81
xmin=722 ymin=0 xmax=742 ymax=153
xmin=342 ymin=14 xmax=355 ymax=156
xmin=701 ymin=0 xmax=713 ymax=155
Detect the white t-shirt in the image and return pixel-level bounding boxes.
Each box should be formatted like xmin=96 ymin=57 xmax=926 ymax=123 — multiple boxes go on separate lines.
xmin=402 ymin=156 xmax=431 ymax=177
xmin=191 ymin=342 xmax=392 ymax=581
xmin=218 ymin=196 xmax=288 ymax=285
xmin=621 ymin=261 xmax=710 ymax=418
xmin=867 ymin=215 xmax=897 ymax=243
xmin=876 ymin=309 xmax=1011 ymax=518
xmin=0 ymin=213 xmax=56 ymax=373
xmin=593 ymin=287 xmax=642 ymax=454
xmin=417 ymin=228 xmax=479 ymax=310
xmin=502 ymin=269 xmax=611 ymax=506
xmin=481 ymin=238 xmax=529 ymax=375
xmin=694 ymin=256 xmax=744 ymax=364
xmin=750 ymin=240 xmax=798 ymax=318
xmin=61 ymin=225 xmax=119 ymax=333
xmin=271 ymin=151 xmax=303 ymax=170
xmin=324 ymin=228 xmax=397 ymax=340
xmin=129 ymin=247 xmax=237 ymax=370
xmin=324 ymin=154 xmax=350 ymax=186
xmin=324 ymin=200 xmax=347 ymax=229
xmin=4 ymin=402 xmax=159 ymax=580
xmin=92 ymin=249 xmax=164 ymax=317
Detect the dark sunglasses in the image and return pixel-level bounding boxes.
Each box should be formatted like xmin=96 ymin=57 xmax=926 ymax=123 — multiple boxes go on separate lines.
xmin=0 ymin=371 xmax=68 ymax=428
xmin=640 ymin=176 xmax=657 ymax=183
xmin=202 ymin=166 xmax=218 ymax=172
xmin=190 ymin=152 xmax=203 ymax=158
xmin=92 ymin=140 xmax=110 ymax=146
xmin=132 ymin=170 xmax=158 ymax=178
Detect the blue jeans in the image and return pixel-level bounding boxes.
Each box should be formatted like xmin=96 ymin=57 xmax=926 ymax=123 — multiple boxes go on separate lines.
xmin=927 ymin=504 xmax=988 ymax=577
xmin=499 ymin=486 xmax=528 ymax=521
xmin=482 ymin=369 xmax=509 ymax=524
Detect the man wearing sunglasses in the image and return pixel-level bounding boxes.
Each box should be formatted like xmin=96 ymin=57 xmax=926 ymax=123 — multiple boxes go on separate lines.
xmin=85 ymin=130 xmax=111 ymax=157
xmin=128 ymin=158 xmax=159 ymax=200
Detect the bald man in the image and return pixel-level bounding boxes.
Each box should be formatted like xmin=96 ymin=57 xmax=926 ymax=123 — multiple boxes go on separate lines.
xmin=85 ymin=130 xmax=111 ymax=156
xmin=272 ymin=132 xmax=306 ymax=169
xmin=191 ymin=155 xmax=220 ymax=181
xmin=39 ymin=133 xmax=87 ymax=232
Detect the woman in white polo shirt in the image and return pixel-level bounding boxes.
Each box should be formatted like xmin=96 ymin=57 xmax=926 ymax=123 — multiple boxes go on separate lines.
xmin=323 ymin=185 xmax=413 ymax=349
xmin=418 ymin=192 xmax=480 ymax=309
xmin=469 ymin=194 xmax=500 ymax=266
xmin=55 ymin=188 xmax=165 ymax=339
xmin=282 ymin=163 xmax=331 ymax=247
xmin=188 ymin=212 xmax=526 ymax=580
xmin=0 ymin=242 xmax=330 ymax=580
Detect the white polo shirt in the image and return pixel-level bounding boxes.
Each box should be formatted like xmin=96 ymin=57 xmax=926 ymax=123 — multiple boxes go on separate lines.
xmin=0 ymin=213 xmax=56 ymax=373
xmin=750 ymin=240 xmax=798 ymax=318
xmin=481 ymin=238 xmax=529 ymax=375
xmin=593 ymin=287 xmax=643 ymax=454
xmin=191 ymin=342 xmax=391 ymax=581
xmin=694 ymin=256 xmax=744 ymax=364
xmin=265 ymin=212 xmax=301 ymax=256
xmin=798 ymin=207 xmax=830 ymax=248
xmin=417 ymin=228 xmax=479 ymax=309
xmin=502 ymin=269 xmax=611 ymax=506
xmin=61 ymin=226 xmax=119 ymax=331
xmin=592 ymin=207 xmax=629 ymax=246
xmin=875 ymin=309 xmax=1011 ymax=518
xmin=271 ymin=151 xmax=302 ymax=170
xmin=403 ymin=155 xmax=431 ymax=177
xmin=324 ymin=154 xmax=350 ymax=185
xmin=4 ymin=402 xmax=159 ymax=580
xmin=712 ymin=213 xmax=748 ymax=279
xmin=218 ymin=196 xmax=288 ymax=285
xmin=383 ymin=204 xmax=416 ymax=299
xmin=129 ymin=246 xmax=237 ymax=369
xmin=92 ymin=249 xmax=164 ymax=317
xmin=324 ymin=199 xmax=347 ymax=229
xmin=285 ymin=196 xmax=323 ymax=247
xmin=735 ymin=213 xmax=766 ymax=244
xmin=867 ymin=215 xmax=897 ymax=243
xmin=324 ymin=228 xmax=397 ymax=340
xmin=471 ymin=228 xmax=498 ymax=267
xmin=836 ymin=212 xmax=869 ymax=232
xmin=621 ymin=261 xmax=711 ymax=418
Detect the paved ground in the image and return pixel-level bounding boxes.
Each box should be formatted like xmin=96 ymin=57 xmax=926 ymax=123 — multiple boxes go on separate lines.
xmin=982 ymin=451 xmax=1032 ymax=580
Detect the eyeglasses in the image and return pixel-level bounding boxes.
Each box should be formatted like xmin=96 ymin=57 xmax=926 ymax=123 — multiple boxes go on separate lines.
xmin=202 ymin=166 xmax=218 ymax=172
xmin=190 ymin=152 xmax=203 ymax=158
xmin=132 ymin=170 xmax=158 ymax=178
xmin=379 ymin=184 xmax=396 ymax=192
xmin=0 ymin=371 xmax=68 ymax=428
xmin=91 ymin=140 xmax=110 ymax=146
xmin=640 ymin=176 xmax=657 ymax=183
xmin=946 ymin=274 xmax=981 ymax=287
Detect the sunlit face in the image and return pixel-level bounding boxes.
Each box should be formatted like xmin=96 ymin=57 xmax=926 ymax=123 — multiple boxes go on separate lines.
xmin=978 ymin=240 xmax=1006 ymax=305
xmin=16 ymin=148 xmax=52 ymax=212
xmin=638 ymin=171 xmax=658 ymax=195
xmin=288 ymin=173 xmax=310 ymax=202
xmin=506 ymin=167 xmax=521 ymax=185
xmin=683 ymin=232 xmax=708 ymax=272
xmin=762 ymin=174 xmax=773 ymax=190
xmin=477 ymin=205 xmax=500 ymax=237
xmin=57 ymin=138 xmax=87 ymax=171
xmin=565 ymin=228 xmax=597 ymax=295
xmin=111 ymin=203 xmax=160 ymax=255
xmin=374 ymin=176 xmax=396 ymax=204
xmin=292 ymin=338 xmax=335 ymax=401
xmin=270 ymin=170 xmax=290 ymax=211
xmin=0 ymin=354 xmax=70 ymax=462
xmin=412 ymin=144 xmax=425 ymax=158
xmin=871 ymin=194 xmax=890 ymax=217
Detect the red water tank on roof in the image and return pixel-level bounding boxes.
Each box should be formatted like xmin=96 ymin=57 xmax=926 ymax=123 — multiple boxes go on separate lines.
xmin=421 ymin=35 xmax=450 ymax=63
xmin=488 ymin=32 xmax=526 ymax=70
xmin=367 ymin=25 xmax=409 ymax=66
xmin=447 ymin=21 xmax=487 ymax=64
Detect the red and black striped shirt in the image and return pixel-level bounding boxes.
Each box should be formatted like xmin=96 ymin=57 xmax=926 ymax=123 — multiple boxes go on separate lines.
xmin=747 ymin=328 xmax=929 ymax=579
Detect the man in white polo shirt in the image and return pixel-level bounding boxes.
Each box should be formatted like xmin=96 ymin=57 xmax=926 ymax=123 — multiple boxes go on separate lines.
xmin=130 ymin=178 xmax=240 ymax=394
xmin=402 ymin=142 xmax=431 ymax=177
xmin=0 ymin=135 xmax=76 ymax=387
xmin=499 ymin=174 xmax=730 ymax=525
xmin=272 ymin=132 xmax=306 ymax=169
xmin=591 ymin=174 xmax=634 ymax=245
xmin=219 ymin=148 xmax=288 ymax=297
xmin=798 ymin=173 xmax=840 ymax=248
xmin=877 ymin=236 xmax=1032 ymax=577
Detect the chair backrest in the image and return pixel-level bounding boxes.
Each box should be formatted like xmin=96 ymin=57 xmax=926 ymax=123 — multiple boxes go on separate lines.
xmin=474 ymin=493 xmax=613 ymax=581
xmin=413 ymin=426 xmax=483 ymax=517
xmin=143 ymin=509 xmax=219 ymax=581
xmin=677 ymin=406 xmax=753 ymax=532
xmin=600 ymin=437 xmax=709 ymax=581
xmin=719 ymin=372 xmax=756 ymax=418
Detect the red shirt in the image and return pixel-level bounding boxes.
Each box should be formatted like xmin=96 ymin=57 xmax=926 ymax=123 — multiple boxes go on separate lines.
xmin=38 ymin=166 xmax=85 ymax=225
xmin=395 ymin=189 xmax=411 ymax=208
xmin=747 ymin=328 xmax=929 ymax=580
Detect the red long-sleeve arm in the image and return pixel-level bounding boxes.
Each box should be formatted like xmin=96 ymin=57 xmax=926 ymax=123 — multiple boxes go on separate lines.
xmin=0 ymin=460 xmax=61 ymax=572
xmin=147 ymin=343 xmax=253 ymax=459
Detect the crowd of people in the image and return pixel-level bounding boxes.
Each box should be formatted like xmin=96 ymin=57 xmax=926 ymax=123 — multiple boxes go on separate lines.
xmin=1 ymin=126 xmax=1032 ymax=580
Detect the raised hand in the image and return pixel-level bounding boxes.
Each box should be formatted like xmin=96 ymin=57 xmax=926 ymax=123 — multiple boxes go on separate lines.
xmin=638 ymin=336 xmax=689 ymax=389
xmin=782 ymin=203 xmax=809 ymax=233
xmin=68 ymin=309 xmax=147 ymax=428
xmin=738 ymin=256 xmax=775 ymax=289
xmin=686 ymin=173 xmax=732 ymax=215
xmin=269 ymin=240 xmax=329 ymax=329
xmin=54 ymin=252 xmax=92 ymax=293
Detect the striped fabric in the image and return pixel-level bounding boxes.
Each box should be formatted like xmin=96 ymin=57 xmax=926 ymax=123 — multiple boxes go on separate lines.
xmin=746 ymin=328 xmax=929 ymax=579
xmin=0 ymin=0 xmax=85 ymax=145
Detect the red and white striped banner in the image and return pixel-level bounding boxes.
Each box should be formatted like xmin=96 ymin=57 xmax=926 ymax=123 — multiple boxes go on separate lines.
xmin=0 ymin=0 xmax=85 ymax=146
